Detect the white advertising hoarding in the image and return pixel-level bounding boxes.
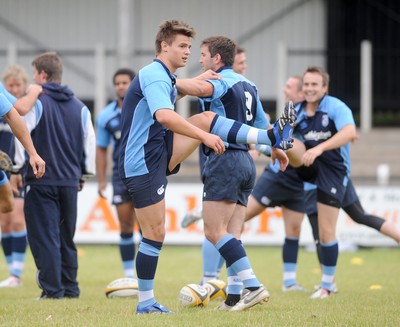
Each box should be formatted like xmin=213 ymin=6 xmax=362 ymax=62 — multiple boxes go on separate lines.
xmin=75 ymin=183 xmax=400 ymax=247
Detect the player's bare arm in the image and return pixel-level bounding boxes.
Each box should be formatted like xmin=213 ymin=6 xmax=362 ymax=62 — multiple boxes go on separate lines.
xmin=271 ymin=148 xmax=289 ymax=172
xmin=193 ymin=69 xmax=222 ymax=81
xmin=96 ymin=146 xmax=108 ymax=198
xmin=2 ymin=106 xmax=45 ymax=178
xmin=302 ymin=124 xmax=356 ymax=167
xmin=13 ymin=84 xmax=42 ymax=115
xmin=176 ymin=70 xmax=221 ymax=98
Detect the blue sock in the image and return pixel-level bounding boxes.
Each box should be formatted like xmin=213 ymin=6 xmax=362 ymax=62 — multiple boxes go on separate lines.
xmin=217 ymin=255 xmax=225 ymax=276
xmin=215 ymin=234 xmax=260 ymax=289
xmin=202 ymin=238 xmax=222 ymax=284
xmin=320 ymin=240 xmax=338 ymax=292
xmin=11 ymin=230 xmax=27 ymax=278
xmin=120 ymin=233 xmax=135 ymax=278
xmin=136 ymin=238 xmax=162 ymax=309
xmin=226 ymin=266 xmax=242 ymax=295
xmin=210 ymin=114 xmax=273 ymax=145
xmin=282 ymin=237 xmax=299 ymax=288
xmin=1 ymin=233 xmax=12 ymax=273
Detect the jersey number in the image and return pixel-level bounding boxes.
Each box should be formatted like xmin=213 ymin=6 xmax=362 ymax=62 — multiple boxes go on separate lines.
xmin=245 ymin=91 xmax=253 ymax=121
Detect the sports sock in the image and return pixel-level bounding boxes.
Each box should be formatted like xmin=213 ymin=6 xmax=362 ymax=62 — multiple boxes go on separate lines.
xmin=201 ymin=238 xmax=222 ymax=284
xmin=282 ymin=237 xmax=299 ymax=288
xmin=307 ymin=213 xmax=323 ymax=264
xmin=210 ymin=114 xmax=276 ymax=145
xmin=136 ymin=238 xmax=162 ymax=309
xmin=11 ymin=230 xmax=27 ymax=279
xmin=225 ymin=266 xmax=242 ymax=306
xmin=215 ymin=234 xmax=260 ymax=289
xmin=120 ymin=232 xmax=135 ymax=278
xmin=1 ymin=233 xmax=13 ymax=273
xmin=320 ymin=240 xmax=338 ymax=292
xmin=216 ymin=255 xmax=225 ymax=277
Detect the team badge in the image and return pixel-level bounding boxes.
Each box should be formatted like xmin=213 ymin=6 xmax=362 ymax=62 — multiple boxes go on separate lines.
xmin=322 ymin=114 xmax=329 ymax=127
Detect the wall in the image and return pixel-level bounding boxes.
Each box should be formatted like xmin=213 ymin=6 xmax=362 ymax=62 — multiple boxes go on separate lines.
xmin=75 ymin=182 xmax=400 ymax=247
xmin=0 ymin=0 xmax=325 ymax=103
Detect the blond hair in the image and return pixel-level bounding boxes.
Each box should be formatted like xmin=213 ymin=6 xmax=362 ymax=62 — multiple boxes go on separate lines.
xmin=2 ymin=64 xmax=29 ymax=86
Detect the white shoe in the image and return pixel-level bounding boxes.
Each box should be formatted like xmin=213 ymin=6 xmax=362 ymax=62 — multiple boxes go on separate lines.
xmin=230 ymin=285 xmax=270 ymax=311
xmin=180 ymin=207 xmax=203 ymax=228
xmin=215 ymin=302 xmax=234 ymax=311
xmin=310 ymin=287 xmax=331 ymax=299
xmin=314 ymin=283 xmax=338 ymax=294
xmin=282 ymin=284 xmax=307 ymax=292
xmin=0 ymin=275 xmax=22 ymax=288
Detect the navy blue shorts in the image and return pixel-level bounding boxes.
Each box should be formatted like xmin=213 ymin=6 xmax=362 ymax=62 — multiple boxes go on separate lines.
xmin=112 ymin=179 xmax=131 ymax=205
xmin=316 ymin=161 xmax=348 ymax=207
xmin=252 ymin=166 xmax=305 ymax=213
xmin=342 ymin=179 xmax=358 ymax=207
xmin=122 ymin=130 xmax=179 ymax=208
xmin=202 ymin=150 xmax=255 ymax=206
xmin=305 ymin=177 xmax=356 ymax=216
xmin=297 ymin=159 xmax=348 ymax=208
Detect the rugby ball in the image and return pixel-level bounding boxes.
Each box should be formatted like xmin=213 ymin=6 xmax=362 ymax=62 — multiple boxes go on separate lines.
xmin=105 ymin=277 xmax=138 ymax=298
xmin=179 ymin=283 xmax=210 ymax=307
xmin=203 ymin=279 xmax=227 ymax=301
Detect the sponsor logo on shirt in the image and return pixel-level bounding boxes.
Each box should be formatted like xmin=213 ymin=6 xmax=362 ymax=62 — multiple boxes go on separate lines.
xmin=303 ymin=130 xmax=332 ymax=141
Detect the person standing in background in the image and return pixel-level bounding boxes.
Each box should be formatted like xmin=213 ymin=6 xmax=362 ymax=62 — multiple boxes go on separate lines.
xmin=21 ymin=52 xmax=95 ymax=299
xmin=181 ymin=46 xmax=251 ymax=229
xmin=287 ymin=66 xmax=357 ymax=299
xmin=232 ymin=47 xmax=248 ymax=75
xmin=96 ymin=68 xmax=138 ymax=279
xmin=0 ymin=65 xmax=30 ymax=288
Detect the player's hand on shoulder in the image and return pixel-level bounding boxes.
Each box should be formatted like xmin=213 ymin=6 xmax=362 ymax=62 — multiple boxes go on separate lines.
xmin=195 ymin=70 xmax=222 ymax=81
xmin=26 ymin=84 xmax=43 ymax=96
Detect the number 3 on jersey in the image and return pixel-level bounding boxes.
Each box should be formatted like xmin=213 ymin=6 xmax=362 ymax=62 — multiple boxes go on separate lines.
xmin=245 ymin=91 xmax=253 ymax=121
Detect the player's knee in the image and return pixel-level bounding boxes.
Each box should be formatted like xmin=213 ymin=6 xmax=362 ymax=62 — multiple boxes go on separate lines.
xmin=0 ymin=200 xmax=14 ymax=214
xmin=193 ymin=111 xmax=216 ymax=130
xmin=12 ymin=220 xmax=26 ymax=231
xmin=204 ymin=229 xmax=220 ymax=245
xmin=118 ymin=219 xmax=134 ymax=232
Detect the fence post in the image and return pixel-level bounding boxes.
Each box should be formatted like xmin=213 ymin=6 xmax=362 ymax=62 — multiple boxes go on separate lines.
xmin=360 ymin=40 xmax=372 ymax=133
xmin=117 ymin=0 xmax=133 ymax=68
xmin=7 ymin=43 xmax=17 ymax=65
xmin=276 ymin=42 xmax=287 ymax=119
xmin=95 ymin=44 xmax=106 ymax=119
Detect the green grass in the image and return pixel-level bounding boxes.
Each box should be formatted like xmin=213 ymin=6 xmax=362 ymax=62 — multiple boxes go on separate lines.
xmin=0 ymin=245 xmax=399 ymax=326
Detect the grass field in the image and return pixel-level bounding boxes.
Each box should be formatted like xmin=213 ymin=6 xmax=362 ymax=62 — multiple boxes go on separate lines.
xmin=0 ymin=245 xmax=399 ymax=326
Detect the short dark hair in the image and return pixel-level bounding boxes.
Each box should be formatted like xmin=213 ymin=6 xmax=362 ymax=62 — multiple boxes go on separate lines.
xmin=201 ymin=36 xmax=237 ymax=66
xmin=155 ymin=20 xmax=196 ymax=55
xmin=113 ymin=68 xmax=135 ymax=84
xmin=32 ymin=52 xmax=63 ymax=83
